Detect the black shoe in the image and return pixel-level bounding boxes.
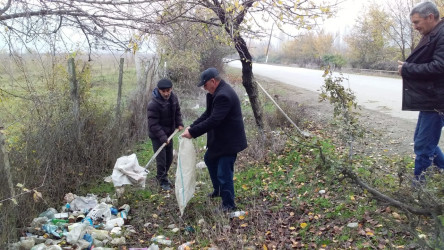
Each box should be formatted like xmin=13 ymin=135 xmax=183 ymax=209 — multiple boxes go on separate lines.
xmin=207 ymin=191 xmax=221 ymax=198
xmin=214 ymin=205 xmax=236 ymax=214
xmin=161 ymin=184 xmax=171 ymax=191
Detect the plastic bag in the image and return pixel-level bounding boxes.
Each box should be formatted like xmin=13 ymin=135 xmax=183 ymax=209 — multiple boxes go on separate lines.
xmin=175 ymin=137 xmax=197 ymax=216
xmin=111 ymin=154 xmax=148 ymax=188
xmin=66 ymin=223 xmax=88 ymax=244
xmin=70 ymin=194 xmax=98 ymax=212
xmin=88 ymin=202 xmax=111 ymax=221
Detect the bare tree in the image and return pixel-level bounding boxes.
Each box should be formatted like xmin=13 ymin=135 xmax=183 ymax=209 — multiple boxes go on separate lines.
xmin=383 ymin=0 xmax=419 ymax=61
xmin=1 ymin=0 xmax=338 ymax=130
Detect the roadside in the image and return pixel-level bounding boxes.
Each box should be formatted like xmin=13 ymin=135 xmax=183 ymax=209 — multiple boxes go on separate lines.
xmin=259 ymin=75 xmax=418 ymax=158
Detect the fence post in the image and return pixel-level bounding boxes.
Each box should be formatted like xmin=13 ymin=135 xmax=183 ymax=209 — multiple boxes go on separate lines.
xmin=0 ymin=120 xmax=15 ymax=201
xmin=116 ymin=58 xmax=124 ymax=122
xmin=68 ymin=58 xmax=81 ymax=140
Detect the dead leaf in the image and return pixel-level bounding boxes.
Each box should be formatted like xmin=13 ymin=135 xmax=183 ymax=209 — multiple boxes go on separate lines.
xmin=33 ymin=190 xmax=43 ymax=202
xmin=392 ymin=212 xmax=401 ymax=220
xmin=300 ymin=222 xmax=308 ymax=229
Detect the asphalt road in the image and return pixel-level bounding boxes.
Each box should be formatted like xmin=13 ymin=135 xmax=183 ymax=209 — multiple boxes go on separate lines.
xmin=228 ymin=61 xmax=418 ymax=122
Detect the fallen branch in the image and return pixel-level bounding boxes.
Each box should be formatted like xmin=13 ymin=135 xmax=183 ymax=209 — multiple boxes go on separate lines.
xmin=342 ymin=168 xmax=436 ymax=216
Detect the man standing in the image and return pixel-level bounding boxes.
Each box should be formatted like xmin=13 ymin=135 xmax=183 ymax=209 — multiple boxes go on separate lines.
xmin=398 ymin=1 xmax=444 ymax=183
xmin=181 ymin=68 xmax=247 ymax=211
xmin=148 ymin=79 xmax=184 ymax=191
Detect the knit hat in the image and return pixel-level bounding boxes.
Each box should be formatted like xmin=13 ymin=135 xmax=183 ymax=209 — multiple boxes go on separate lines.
xmin=157 ymin=79 xmax=173 ymax=89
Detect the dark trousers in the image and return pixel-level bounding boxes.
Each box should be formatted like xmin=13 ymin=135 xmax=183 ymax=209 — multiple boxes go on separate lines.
xmin=413 ymin=111 xmax=444 ymax=179
xmin=204 ymin=152 xmax=237 ymax=209
xmin=152 ymin=138 xmax=174 ymax=185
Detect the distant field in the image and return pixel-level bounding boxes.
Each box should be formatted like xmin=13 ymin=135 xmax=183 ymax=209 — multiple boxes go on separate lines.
xmin=0 ymin=53 xmax=140 ymax=130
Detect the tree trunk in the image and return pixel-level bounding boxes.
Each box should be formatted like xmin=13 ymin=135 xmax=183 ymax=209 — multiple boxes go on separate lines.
xmin=234 ymin=36 xmax=264 ymax=130
xmin=68 ymin=58 xmax=81 ymax=140
xmin=116 ymin=58 xmax=124 ymax=122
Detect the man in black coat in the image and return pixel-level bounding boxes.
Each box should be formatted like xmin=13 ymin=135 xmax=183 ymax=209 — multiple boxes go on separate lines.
xmin=182 ymin=68 xmax=247 ymax=211
xmin=398 ymin=1 xmax=444 ymax=184
xmin=147 ymin=79 xmax=184 ymax=191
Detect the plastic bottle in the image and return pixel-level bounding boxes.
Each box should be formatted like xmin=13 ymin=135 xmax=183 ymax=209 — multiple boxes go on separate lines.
xmin=151 ymin=235 xmax=172 ymax=246
xmin=229 ymin=211 xmax=247 ymax=218
xmin=38 ymin=208 xmax=57 ymax=219
xmin=83 ymin=233 xmax=93 ymax=248
xmin=42 ymin=224 xmax=61 ymax=238
xmin=110 ymin=207 xmax=118 ymax=215
xmin=82 ymin=216 xmax=93 ymax=226
xmin=51 ymin=219 xmax=69 ymax=225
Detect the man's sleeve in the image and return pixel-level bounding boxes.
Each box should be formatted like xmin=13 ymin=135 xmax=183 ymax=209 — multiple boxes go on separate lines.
xmin=147 ymin=103 xmax=168 ymax=143
xmin=402 ymin=33 xmax=444 ymax=79
xmin=189 ymin=95 xmax=231 ymax=138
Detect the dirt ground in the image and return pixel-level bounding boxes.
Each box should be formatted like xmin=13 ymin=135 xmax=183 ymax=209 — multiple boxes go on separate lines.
xmin=261 ymin=78 xmax=419 ymax=159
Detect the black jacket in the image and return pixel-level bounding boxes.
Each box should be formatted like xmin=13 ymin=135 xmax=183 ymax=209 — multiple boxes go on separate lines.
xmin=402 ymin=19 xmax=444 ymax=111
xmin=189 ymin=80 xmax=247 ymax=160
xmin=147 ymin=89 xmax=183 ymax=143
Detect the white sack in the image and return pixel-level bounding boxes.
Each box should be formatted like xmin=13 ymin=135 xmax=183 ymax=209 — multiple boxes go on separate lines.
xmin=111 ymin=154 xmax=147 ymax=188
xmin=175 ymin=137 xmax=197 ymax=216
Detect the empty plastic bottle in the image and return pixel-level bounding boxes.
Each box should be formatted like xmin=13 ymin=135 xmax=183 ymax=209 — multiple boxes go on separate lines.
xmin=151 ymin=235 xmax=172 ymax=246
xmin=229 ymin=211 xmax=247 ymax=218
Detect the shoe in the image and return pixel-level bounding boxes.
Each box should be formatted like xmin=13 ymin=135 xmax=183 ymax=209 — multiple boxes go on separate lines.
xmin=411 ymin=176 xmax=426 ymax=189
xmin=213 ymin=205 xmax=236 ymax=213
xmin=207 ymin=191 xmax=221 ymax=198
xmin=161 ymin=184 xmax=171 ymax=191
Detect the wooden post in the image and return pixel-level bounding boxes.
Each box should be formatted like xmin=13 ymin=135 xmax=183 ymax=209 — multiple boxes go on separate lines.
xmin=68 ymin=58 xmax=81 ymax=140
xmin=0 ymin=120 xmax=16 ymax=201
xmin=116 ymin=58 xmax=124 ymax=121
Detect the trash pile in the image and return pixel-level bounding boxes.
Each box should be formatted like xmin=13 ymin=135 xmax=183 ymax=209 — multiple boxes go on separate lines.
xmin=9 ymin=192 xmax=135 ymax=250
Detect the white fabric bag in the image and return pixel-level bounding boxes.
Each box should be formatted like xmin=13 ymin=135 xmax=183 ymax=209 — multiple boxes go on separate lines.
xmin=175 ymin=137 xmax=197 ymax=216
xmin=111 ymin=154 xmax=147 ymax=188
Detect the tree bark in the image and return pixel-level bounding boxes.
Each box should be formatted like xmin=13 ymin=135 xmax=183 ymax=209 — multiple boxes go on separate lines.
xmin=234 ymin=36 xmax=264 ymax=130
xmin=68 ymin=58 xmax=81 ymax=140
xmin=116 ymin=58 xmax=124 ymax=122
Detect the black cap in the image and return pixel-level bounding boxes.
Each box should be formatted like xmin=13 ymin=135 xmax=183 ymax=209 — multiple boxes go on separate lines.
xmin=157 ymin=79 xmax=173 ymax=89
xmin=197 ymin=68 xmax=219 ymax=87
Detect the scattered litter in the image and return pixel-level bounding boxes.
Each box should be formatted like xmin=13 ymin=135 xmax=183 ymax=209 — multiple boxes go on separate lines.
xmin=318 ymin=190 xmax=326 ymax=194
xmin=196 ymin=161 xmax=206 ymax=169
xmin=8 ymin=192 xmax=133 ymax=250
xmin=229 ymin=211 xmax=247 ymax=218
xmin=151 ymin=235 xmax=172 ymax=245
xmin=347 ymin=222 xmax=359 ymax=228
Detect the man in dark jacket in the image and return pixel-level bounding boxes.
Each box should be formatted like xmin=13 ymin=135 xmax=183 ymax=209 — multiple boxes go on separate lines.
xmin=147 ymin=79 xmax=184 ymax=191
xmin=398 ymin=1 xmax=444 ymax=183
xmin=181 ymin=68 xmax=247 ymax=211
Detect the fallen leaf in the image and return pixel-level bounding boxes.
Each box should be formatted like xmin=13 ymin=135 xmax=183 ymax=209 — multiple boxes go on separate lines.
xmin=392 ymin=212 xmax=401 ymax=220
xmin=289 ymin=227 xmax=296 ymax=231
xmin=33 ymin=190 xmax=43 ymax=202
xmin=300 ymin=223 xmax=308 ymax=229
xmin=263 ymin=244 xmax=268 ymax=250
xmin=350 ymin=195 xmax=355 ymax=201
xmin=240 ymin=223 xmax=248 ymax=228
xmin=242 ymin=184 xmax=248 ymax=190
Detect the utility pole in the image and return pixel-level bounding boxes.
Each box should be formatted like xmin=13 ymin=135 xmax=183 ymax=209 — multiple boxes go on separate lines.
xmin=265 ymin=23 xmax=274 ymax=64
